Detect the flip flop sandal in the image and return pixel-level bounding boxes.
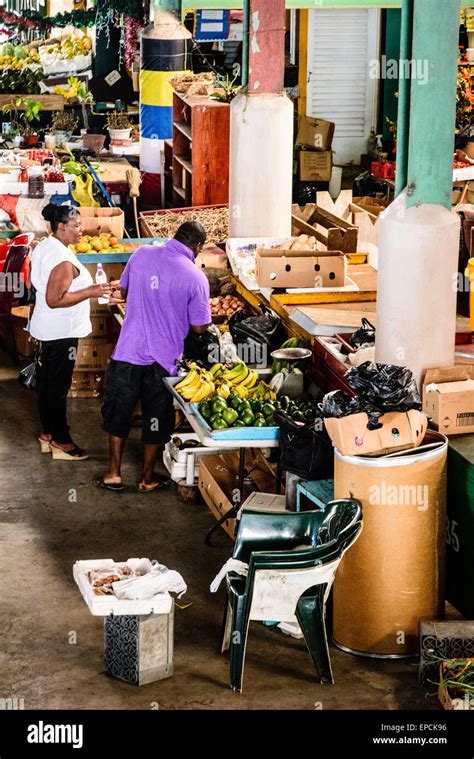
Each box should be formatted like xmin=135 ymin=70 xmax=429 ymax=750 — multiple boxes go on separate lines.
xmin=137 ymin=476 xmax=172 ymax=493
xmin=94 ymin=476 xmax=125 ymax=492
xmin=51 ymin=445 xmax=89 ymax=461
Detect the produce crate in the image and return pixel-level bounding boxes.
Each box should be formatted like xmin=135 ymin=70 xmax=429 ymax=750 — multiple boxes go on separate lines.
xmin=140 ymin=205 xmax=228 ymax=246
xmin=419 ymin=621 xmax=474 ymax=686
xmin=77 ymin=208 xmax=125 ymax=239
xmin=0 ymin=94 xmax=64 ymax=111
xmin=291 ymin=203 xmax=358 ymax=254
xmin=192 ymin=404 xmax=280 ymax=441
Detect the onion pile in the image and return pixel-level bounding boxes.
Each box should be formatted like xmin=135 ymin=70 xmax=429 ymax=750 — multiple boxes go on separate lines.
xmin=210 ymin=295 xmax=245 ymax=317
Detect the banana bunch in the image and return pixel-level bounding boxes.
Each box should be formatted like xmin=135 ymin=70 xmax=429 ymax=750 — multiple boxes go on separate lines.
xmin=222 ymin=362 xmax=259 ymax=389
xmin=175 ymin=364 xmax=215 ymax=404
xmin=247 ymin=380 xmax=277 ymax=402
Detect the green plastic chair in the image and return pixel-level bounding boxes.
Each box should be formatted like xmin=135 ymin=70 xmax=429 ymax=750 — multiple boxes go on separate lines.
xmin=220 ymin=499 xmax=363 ymax=692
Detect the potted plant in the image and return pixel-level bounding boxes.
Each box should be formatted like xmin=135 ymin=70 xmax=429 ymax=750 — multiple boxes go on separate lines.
xmin=50 ymin=110 xmax=79 ymax=146
xmin=54 ymin=77 xmax=95 ymax=133
xmin=106 ymin=111 xmax=133 ymax=142
xmin=1 ymin=98 xmax=43 ymax=146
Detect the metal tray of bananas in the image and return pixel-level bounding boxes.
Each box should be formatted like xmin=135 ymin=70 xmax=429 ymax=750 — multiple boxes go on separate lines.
xmin=163 ymin=376 xmax=199 ymax=415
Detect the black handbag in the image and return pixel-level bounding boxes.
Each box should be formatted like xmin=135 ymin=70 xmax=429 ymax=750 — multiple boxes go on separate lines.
xmin=18 ymin=342 xmax=41 ymax=392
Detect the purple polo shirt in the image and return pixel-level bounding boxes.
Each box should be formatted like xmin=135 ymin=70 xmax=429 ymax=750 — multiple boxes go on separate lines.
xmin=112 ymin=239 xmax=211 ymax=375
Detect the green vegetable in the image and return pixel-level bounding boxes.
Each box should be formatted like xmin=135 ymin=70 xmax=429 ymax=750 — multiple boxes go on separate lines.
xmin=262 ymin=403 xmax=275 ymax=418
xmin=211 ymin=397 xmax=228 ymax=415
xmin=249 ymin=399 xmax=262 ymax=414
xmin=279 ymin=395 xmax=290 ymax=410
xmin=254 ymin=418 xmax=266 ymax=428
xmin=265 ymin=416 xmax=275 ymax=427
xmin=199 ymin=401 xmax=213 ymax=421
xmin=222 ymin=408 xmax=238 ymax=425
xmin=228 ymin=393 xmax=241 ymax=410
xmin=237 ymin=400 xmax=251 ymax=414
xmin=234 ymin=419 xmax=246 ymax=427
xmin=14 ymin=46 xmax=27 ymax=60
xmin=211 ymin=415 xmax=228 ymax=430
xmin=240 ymin=409 xmax=255 ymax=426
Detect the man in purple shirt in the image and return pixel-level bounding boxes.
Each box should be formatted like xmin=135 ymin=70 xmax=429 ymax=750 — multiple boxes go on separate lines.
xmin=96 ymin=221 xmax=211 ymax=492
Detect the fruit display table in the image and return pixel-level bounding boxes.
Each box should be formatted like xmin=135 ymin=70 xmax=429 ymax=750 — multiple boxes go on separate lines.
xmin=176 ymin=400 xmax=280 ymax=544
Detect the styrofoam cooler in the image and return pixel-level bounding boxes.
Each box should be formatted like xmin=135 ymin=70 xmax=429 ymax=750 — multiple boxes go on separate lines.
xmin=163 ymin=433 xmax=226 ymax=486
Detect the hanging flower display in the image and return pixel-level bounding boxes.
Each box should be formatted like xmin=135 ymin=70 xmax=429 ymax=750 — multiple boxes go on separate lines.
xmin=457 ymin=67 xmax=474 ymax=131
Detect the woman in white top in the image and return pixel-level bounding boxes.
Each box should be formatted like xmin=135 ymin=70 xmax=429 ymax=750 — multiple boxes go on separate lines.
xmin=30 ymin=204 xmax=111 ymax=460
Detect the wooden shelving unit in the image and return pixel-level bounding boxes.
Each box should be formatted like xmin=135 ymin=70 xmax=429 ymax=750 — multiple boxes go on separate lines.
xmin=171 ymin=91 xmax=230 ymax=208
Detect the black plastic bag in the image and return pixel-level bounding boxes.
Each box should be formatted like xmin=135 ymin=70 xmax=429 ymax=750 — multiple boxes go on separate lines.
xmin=230 ymin=305 xmax=286 ymax=365
xmin=352 ymin=170 xmax=387 ymax=197
xmin=344 ymin=362 xmax=422 ymax=413
xmin=350 ymin=318 xmax=376 ymax=348
xmin=320 ymin=390 xmax=383 ymax=430
xmin=18 ymin=359 xmax=41 ymax=392
xmin=183 ymin=328 xmax=220 ymax=368
xmin=275 ymin=411 xmax=334 ymax=480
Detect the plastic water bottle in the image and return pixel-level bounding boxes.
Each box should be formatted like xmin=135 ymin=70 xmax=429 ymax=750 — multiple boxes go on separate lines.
xmin=96 ymin=263 xmax=108 ymax=304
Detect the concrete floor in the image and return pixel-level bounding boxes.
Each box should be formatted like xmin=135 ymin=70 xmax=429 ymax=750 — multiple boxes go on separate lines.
xmin=0 ymin=365 xmax=441 ymax=711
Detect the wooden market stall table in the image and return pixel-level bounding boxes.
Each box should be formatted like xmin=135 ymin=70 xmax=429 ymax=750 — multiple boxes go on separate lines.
xmin=231 ymin=264 xmax=378 ymax=346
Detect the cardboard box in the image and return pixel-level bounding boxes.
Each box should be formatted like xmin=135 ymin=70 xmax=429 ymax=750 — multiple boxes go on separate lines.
xmin=12 ymin=316 xmax=34 ymax=358
xmin=77 ymin=208 xmax=125 ymax=239
xmin=423 ymin=367 xmax=474 ymax=435
xmin=84 ymin=262 xmax=125 ymax=283
xmin=69 ymin=371 xmax=105 ymax=398
xmin=198 ymin=451 xmax=276 ymax=539
xmin=195 ymin=243 xmax=229 ymax=271
xmin=296 ymin=116 xmax=335 ymax=151
xmin=256 ymin=247 xmax=346 ymax=289
xmin=299 ymin=150 xmax=332 ymax=182
xmin=74 ymin=342 xmax=114 ymax=372
xmin=324 ymin=409 xmax=428 ymax=457
xmin=79 ymin=315 xmax=119 ymax=344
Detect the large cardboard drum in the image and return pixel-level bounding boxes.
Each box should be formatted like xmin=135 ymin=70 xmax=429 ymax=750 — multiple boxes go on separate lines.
xmin=333 ymin=432 xmax=448 ymax=657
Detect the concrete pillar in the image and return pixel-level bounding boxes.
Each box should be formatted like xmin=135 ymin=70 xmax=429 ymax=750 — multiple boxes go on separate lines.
xmin=375 ymin=0 xmax=460 ymax=388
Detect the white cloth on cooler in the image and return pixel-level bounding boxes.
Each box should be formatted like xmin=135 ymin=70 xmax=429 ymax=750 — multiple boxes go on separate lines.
xmin=210 ymin=559 xmax=248 ymax=593
xmin=112 ymin=562 xmax=187 ymax=600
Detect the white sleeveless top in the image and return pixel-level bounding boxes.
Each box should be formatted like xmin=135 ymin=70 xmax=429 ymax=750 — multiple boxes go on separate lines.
xmin=30 ymin=235 xmax=93 ymax=341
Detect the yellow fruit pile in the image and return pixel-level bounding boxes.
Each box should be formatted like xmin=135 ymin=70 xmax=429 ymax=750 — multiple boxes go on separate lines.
xmin=175 ymin=361 xmax=276 ymax=404
xmin=0 ymin=52 xmax=39 ymax=70
xmin=70 ymin=233 xmax=130 ymax=255
xmin=41 ymin=35 xmax=92 ymax=60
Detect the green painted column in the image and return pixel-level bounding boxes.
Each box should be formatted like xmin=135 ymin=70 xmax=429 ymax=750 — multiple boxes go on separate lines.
xmin=406 ymin=0 xmax=460 ymax=209
xmin=394 ymin=0 xmax=412 ymax=196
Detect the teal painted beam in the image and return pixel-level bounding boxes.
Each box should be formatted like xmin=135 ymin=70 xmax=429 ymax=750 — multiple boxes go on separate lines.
xmin=406 ymin=0 xmax=459 ymax=209
xmin=394 ymin=0 xmax=413 ymax=196
xmin=242 ymin=0 xmax=249 ymax=87
xmin=156 ymin=0 xmax=181 ymax=10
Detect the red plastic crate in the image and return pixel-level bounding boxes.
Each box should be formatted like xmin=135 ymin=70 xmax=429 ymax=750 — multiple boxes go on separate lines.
xmin=371 ymin=161 xmax=396 ymax=180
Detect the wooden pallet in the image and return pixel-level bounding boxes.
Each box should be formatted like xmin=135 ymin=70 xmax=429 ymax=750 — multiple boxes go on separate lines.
xmin=292 ymin=202 xmax=358 ymax=253
xmin=0 ymin=94 xmax=64 ymax=111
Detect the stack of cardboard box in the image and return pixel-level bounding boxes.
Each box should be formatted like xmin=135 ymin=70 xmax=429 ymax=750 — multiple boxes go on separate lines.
xmin=69 ymin=261 xmax=122 ymax=398
xmin=296 ymin=116 xmax=335 ymax=183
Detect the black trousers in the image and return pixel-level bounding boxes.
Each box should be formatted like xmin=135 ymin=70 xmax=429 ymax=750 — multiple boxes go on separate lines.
xmin=38 ymin=338 xmax=78 ymax=444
